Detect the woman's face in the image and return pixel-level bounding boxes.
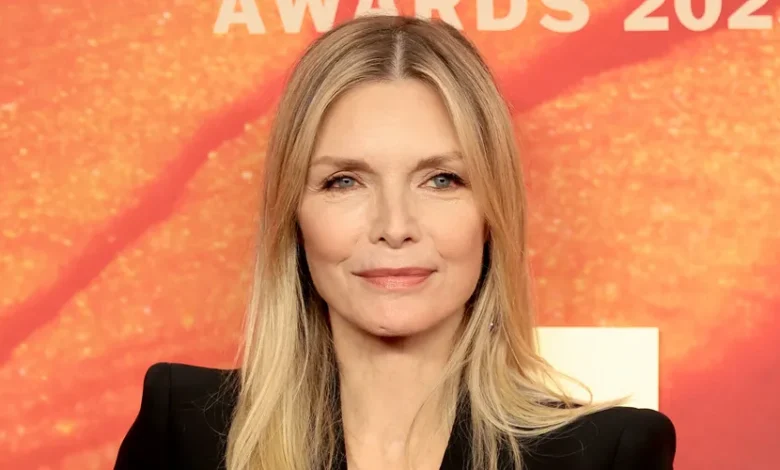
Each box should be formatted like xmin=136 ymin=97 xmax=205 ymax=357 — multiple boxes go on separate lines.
xmin=298 ymin=79 xmax=486 ymax=339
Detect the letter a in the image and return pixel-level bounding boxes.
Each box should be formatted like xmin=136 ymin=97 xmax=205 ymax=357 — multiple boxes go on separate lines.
xmin=214 ymin=0 xmax=266 ymax=34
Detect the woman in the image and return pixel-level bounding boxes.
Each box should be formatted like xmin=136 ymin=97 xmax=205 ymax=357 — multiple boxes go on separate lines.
xmin=115 ymin=14 xmax=675 ymax=470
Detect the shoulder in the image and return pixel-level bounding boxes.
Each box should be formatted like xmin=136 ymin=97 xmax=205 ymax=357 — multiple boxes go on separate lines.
xmin=136 ymin=362 xmax=238 ymax=418
xmin=600 ymin=407 xmax=676 ymax=468
xmin=161 ymin=362 xmax=238 ymax=402
xmin=114 ymin=363 xmax=239 ymax=470
xmin=522 ymin=406 xmax=676 ymax=470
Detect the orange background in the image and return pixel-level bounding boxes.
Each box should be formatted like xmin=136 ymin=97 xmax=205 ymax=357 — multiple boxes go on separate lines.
xmin=2 ymin=1 xmax=779 ymax=469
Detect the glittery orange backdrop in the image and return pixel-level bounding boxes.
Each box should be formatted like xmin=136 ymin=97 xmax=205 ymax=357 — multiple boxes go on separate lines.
xmin=1 ymin=1 xmax=779 ymax=469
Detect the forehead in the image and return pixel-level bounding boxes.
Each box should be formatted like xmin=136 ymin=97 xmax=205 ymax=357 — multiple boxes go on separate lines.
xmin=311 ymin=79 xmax=461 ymax=166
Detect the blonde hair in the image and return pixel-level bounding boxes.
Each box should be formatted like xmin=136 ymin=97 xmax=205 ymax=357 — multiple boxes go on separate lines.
xmin=227 ymin=14 xmax=618 ymax=470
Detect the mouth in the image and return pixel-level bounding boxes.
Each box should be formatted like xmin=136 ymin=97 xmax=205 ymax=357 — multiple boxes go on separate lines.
xmin=354 ymin=267 xmax=435 ymax=291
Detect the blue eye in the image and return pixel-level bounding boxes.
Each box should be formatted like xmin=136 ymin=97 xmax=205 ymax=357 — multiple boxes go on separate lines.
xmin=324 ymin=175 xmax=357 ymax=190
xmin=429 ymin=172 xmax=463 ymax=189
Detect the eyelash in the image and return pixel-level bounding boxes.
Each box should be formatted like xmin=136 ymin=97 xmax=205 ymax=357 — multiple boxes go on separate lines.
xmin=322 ymin=172 xmax=465 ymax=191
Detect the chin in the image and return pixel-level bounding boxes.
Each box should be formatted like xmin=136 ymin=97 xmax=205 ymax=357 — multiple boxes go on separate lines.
xmin=367 ymin=323 xmax=426 ymax=339
xmin=359 ymin=309 xmax=458 ymax=339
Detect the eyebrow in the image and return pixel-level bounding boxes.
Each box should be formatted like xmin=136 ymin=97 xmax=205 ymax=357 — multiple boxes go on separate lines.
xmin=310 ymin=152 xmax=463 ymax=173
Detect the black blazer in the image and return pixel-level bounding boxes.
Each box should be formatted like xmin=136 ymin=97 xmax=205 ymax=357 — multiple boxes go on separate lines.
xmin=115 ymin=363 xmax=676 ymax=470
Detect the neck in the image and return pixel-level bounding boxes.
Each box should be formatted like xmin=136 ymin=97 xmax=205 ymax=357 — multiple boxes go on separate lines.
xmin=330 ymin=312 xmax=464 ymax=466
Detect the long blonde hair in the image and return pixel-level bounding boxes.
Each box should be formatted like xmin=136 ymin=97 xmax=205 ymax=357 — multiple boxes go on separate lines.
xmin=227 ymin=14 xmax=617 ymax=470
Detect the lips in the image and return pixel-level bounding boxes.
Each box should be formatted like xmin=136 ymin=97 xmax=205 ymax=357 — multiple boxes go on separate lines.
xmin=354 ymin=267 xmax=435 ymax=290
xmin=355 ymin=267 xmax=435 ymax=277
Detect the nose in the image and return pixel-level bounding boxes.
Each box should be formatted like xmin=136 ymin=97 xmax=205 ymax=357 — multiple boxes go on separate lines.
xmin=368 ymin=186 xmax=421 ymax=249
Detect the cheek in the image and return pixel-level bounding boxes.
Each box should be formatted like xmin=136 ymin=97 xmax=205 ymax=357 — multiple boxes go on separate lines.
xmin=297 ymin=200 xmax=363 ymax=269
xmin=425 ymin=205 xmax=485 ymax=274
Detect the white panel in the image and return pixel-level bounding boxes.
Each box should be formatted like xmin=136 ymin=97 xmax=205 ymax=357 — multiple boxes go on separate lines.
xmin=535 ymin=327 xmax=659 ymax=410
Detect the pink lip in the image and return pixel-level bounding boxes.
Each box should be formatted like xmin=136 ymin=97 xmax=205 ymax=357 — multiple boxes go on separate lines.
xmin=354 ymin=267 xmax=435 ymax=291
xmin=356 ymin=267 xmax=435 ymax=277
